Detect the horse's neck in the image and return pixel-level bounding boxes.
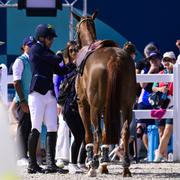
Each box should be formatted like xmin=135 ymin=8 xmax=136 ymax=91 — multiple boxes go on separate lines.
xmin=80 ymin=32 xmax=96 ymax=47
xmin=81 ymin=38 xmax=94 ymax=47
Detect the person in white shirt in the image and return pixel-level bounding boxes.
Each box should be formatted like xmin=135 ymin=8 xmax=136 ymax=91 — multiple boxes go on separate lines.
xmin=12 ymin=36 xmax=36 ymax=166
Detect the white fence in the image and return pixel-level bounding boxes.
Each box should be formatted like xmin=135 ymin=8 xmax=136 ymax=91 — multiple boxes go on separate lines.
xmin=1 ymin=61 xmax=180 ymax=161
xmin=135 ymin=59 xmax=180 ymax=162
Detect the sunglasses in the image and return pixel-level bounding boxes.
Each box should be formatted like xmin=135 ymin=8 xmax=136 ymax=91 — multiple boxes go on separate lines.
xmin=69 ymin=48 xmax=78 ymax=53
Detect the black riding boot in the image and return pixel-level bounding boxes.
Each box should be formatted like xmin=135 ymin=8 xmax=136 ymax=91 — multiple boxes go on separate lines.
xmin=45 ymin=132 xmax=68 ymax=174
xmin=78 ymin=141 xmax=86 ymax=165
xmin=28 ymin=129 xmax=43 ymax=174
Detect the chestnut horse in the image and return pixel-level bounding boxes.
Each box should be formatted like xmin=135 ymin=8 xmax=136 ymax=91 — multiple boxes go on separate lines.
xmin=73 ymin=11 xmax=136 ymax=177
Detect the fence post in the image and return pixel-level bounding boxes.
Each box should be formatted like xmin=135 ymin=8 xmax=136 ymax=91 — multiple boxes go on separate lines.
xmin=0 ymin=64 xmax=8 ymax=105
xmin=173 ymin=58 xmax=180 ymax=161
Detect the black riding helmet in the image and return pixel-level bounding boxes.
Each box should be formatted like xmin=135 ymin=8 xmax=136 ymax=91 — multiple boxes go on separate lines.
xmin=35 ymin=24 xmax=57 ymax=40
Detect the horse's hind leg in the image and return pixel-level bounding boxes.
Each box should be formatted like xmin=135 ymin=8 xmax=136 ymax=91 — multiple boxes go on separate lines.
xmin=98 ymin=144 xmax=109 ymax=174
xmin=96 ymin=119 xmax=110 ymax=174
xmin=122 ymin=109 xmax=132 ymax=177
xmin=78 ymin=104 xmax=93 ymax=163
xmin=78 ymin=104 xmax=98 ymax=177
xmin=91 ymin=109 xmax=101 ymax=156
xmin=90 ymin=108 xmax=102 ymax=169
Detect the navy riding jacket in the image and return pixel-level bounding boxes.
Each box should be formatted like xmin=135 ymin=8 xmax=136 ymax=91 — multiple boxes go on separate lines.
xmin=29 ymin=42 xmax=73 ymax=95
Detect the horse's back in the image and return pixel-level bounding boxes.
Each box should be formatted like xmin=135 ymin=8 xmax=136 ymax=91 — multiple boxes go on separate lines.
xmin=86 ymin=46 xmax=136 ymax=91
xmin=83 ymin=46 xmax=136 ymax=108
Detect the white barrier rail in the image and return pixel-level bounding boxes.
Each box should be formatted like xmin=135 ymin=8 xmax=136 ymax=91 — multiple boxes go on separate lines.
xmin=136 ymin=74 xmax=173 ymax=83
xmin=135 ymin=109 xmax=173 ymax=119
xmin=134 ymin=60 xmax=180 ymax=162
xmin=134 ymin=74 xmax=174 ymax=119
xmin=1 ymin=61 xmax=180 ymax=161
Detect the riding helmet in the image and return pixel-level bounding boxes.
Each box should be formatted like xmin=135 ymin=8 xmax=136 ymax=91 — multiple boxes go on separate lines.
xmin=35 ymin=24 xmax=57 ymax=40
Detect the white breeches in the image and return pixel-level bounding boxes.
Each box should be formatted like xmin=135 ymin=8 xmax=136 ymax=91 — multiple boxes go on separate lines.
xmin=28 ymin=91 xmax=57 ymax=132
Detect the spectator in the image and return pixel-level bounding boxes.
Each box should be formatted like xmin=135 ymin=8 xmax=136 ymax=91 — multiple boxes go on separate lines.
xmin=153 ymin=51 xmax=176 ymax=162
xmin=63 ymin=41 xmax=79 ymax=64
xmin=136 ymin=42 xmax=161 ymax=74
xmin=27 ymin=24 xmax=72 ymax=174
xmin=136 ymin=50 xmax=162 ymax=159
xmin=55 ymin=41 xmax=79 ymax=168
xmin=53 ymin=50 xmax=64 ymax=99
xmin=176 ymin=40 xmax=180 ymax=51
xmin=176 ymin=40 xmax=180 ymax=61
xmin=135 ymin=42 xmax=161 ymax=98
xmin=57 ymin=41 xmax=86 ymax=174
xmin=12 ymin=36 xmax=36 ymax=166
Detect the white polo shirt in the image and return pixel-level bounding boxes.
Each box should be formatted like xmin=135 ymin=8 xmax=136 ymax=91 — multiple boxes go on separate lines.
xmin=12 ymin=53 xmax=29 ymax=81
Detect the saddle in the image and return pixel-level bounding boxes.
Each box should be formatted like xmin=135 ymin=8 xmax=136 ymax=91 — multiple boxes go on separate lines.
xmin=76 ymin=40 xmax=118 ymax=75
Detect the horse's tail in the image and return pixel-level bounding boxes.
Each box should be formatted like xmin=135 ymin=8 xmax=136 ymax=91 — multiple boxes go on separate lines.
xmin=104 ymin=57 xmax=122 ymax=144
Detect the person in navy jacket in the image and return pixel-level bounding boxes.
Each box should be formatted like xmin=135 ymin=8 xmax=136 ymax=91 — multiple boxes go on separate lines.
xmin=27 ymin=24 xmax=72 ymax=174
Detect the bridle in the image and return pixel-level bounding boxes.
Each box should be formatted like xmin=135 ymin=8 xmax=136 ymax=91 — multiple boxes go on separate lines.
xmin=76 ymin=17 xmax=96 ymax=47
xmin=77 ymin=17 xmax=94 ymax=34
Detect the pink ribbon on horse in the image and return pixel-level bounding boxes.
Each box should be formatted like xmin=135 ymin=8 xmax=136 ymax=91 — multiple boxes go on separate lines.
xmin=151 ymin=108 xmax=166 ymax=120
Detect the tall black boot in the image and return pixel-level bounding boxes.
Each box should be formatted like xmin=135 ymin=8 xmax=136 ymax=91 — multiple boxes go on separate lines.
xmin=78 ymin=141 xmax=86 ymax=165
xmin=28 ymin=129 xmax=44 ymax=174
xmin=45 ymin=132 xmax=68 ymax=174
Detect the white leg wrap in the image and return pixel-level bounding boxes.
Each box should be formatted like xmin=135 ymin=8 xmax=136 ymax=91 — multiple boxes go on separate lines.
xmin=86 ymin=143 xmax=94 ymax=150
xmin=101 ymin=144 xmax=109 ymax=149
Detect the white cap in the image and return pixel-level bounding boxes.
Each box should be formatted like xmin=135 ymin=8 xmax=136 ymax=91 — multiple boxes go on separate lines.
xmin=163 ymin=51 xmax=176 ymax=60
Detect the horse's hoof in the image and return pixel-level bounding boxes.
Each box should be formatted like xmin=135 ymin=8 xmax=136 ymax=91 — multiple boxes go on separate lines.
xmin=92 ymin=155 xmax=99 ymax=169
xmin=85 ymin=157 xmax=93 ymax=168
xmin=88 ymin=168 xmax=97 ymax=177
xmin=122 ymin=168 xmax=132 ymax=177
xmin=122 ymin=156 xmax=130 ymax=168
xmin=98 ymin=164 xmax=109 ymax=174
xmin=85 ymin=160 xmax=92 ymax=168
